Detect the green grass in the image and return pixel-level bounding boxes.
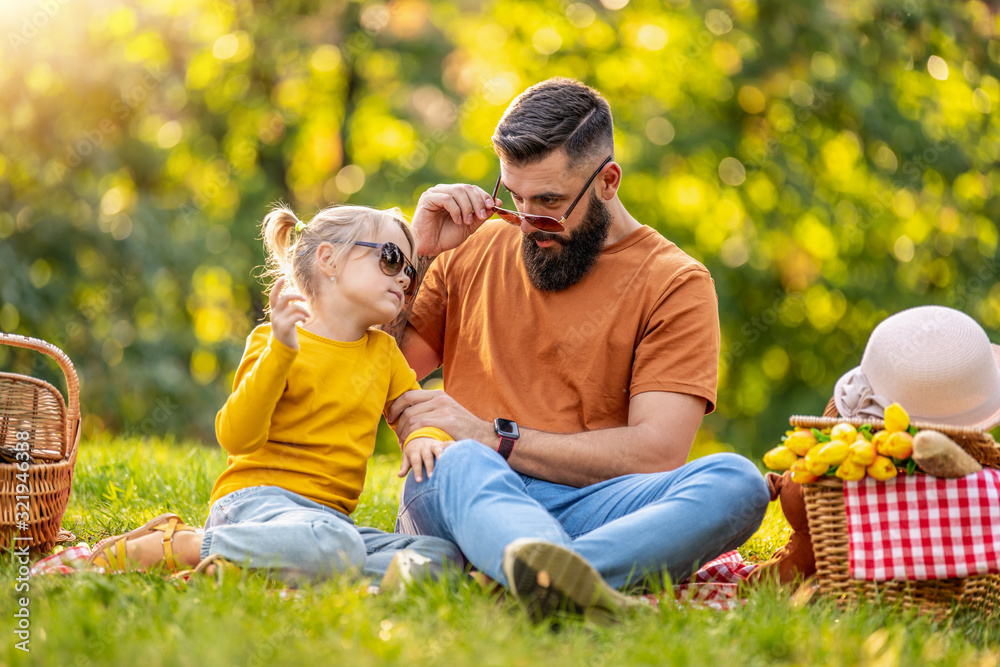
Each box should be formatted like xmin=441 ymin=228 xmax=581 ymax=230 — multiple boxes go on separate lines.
xmin=2 ymin=436 xmax=999 ymax=666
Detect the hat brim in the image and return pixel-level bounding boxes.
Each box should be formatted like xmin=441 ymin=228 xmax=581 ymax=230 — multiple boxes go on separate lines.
xmin=964 ymin=343 xmax=1000 ymax=432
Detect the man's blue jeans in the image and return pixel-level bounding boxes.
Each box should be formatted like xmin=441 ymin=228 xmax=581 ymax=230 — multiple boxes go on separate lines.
xmin=395 ymin=440 xmax=770 ymax=589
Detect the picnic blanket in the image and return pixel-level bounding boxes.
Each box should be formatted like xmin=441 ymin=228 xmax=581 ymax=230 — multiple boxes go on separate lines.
xmin=844 ymin=469 xmax=1000 ymax=581
xmin=31 ymin=541 xmax=758 ymax=610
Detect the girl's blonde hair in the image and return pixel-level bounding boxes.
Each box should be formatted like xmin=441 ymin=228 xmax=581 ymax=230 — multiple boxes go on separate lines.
xmin=260 ymin=203 xmax=415 ymax=309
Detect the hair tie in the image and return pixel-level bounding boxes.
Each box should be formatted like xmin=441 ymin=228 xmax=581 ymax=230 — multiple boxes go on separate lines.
xmin=294 ymin=219 xmax=306 ymax=233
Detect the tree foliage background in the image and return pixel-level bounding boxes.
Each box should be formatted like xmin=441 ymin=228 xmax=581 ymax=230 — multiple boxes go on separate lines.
xmin=1 ymin=0 xmax=998 ymax=456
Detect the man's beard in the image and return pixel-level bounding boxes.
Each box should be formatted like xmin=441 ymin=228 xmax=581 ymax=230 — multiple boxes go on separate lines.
xmin=521 ymin=193 xmax=613 ymax=292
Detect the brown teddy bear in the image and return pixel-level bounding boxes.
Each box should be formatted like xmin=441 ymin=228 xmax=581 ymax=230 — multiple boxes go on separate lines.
xmin=747 ymin=471 xmax=815 ymax=585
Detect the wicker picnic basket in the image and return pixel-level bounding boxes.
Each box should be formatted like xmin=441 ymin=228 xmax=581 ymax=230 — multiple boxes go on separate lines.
xmin=791 ymin=399 xmax=1000 ymax=620
xmin=0 ymin=333 xmax=81 ymax=554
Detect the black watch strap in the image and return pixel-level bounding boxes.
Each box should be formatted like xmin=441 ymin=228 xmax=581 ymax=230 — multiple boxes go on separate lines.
xmin=497 ymin=436 xmax=516 ymax=461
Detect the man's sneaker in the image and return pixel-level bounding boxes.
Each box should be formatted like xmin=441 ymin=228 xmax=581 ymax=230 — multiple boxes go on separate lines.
xmin=501 ymin=539 xmax=640 ymax=624
xmin=379 ymin=549 xmax=433 ymax=593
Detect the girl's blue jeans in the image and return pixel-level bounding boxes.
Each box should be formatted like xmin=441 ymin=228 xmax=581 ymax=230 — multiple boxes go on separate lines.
xmin=395 ymin=440 xmax=770 ymax=589
xmin=202 ymin=485 xmax=463 ymax=585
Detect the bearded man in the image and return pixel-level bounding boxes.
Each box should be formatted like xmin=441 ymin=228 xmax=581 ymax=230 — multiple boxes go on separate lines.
xmin=383 ymin=77 xmax=768 ymax=621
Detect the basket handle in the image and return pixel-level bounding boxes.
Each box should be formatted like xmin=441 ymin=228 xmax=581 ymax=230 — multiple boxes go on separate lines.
xmin=0 ymin=333 xmax=81 ymax=454
xmin=823 ymin=396 xmax=838 ymax=418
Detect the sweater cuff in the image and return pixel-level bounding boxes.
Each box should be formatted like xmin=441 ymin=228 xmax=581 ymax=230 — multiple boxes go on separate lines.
xmin=402 ymin=426 xmax=454 ymax=451
xmin=268 ymin=334 xmax=299 ymax=361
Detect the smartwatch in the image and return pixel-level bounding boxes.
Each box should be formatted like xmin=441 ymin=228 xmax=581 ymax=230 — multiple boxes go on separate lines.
xmin=494 ymin=418 xmax=519 ymax=461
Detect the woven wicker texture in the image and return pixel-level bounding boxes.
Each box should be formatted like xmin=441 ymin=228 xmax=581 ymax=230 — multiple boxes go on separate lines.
xmin=0 ymin=334 xmax=80 ymax=554
xmin=791 ymin=403 xmax=1000 ymax=620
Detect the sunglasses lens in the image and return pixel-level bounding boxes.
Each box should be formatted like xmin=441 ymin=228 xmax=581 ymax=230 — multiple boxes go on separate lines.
xmin=403 ymin=266 xmax=417 ymax=300
xmin=493 ymin=207 xmax=563 ymax=233
xmin=379 ymin=243 xmax=403 ymax=275
xmin=378 ymin=242 xmax=417 ymax=301
xmin=525 ymin=216 xmax=564 ymax=232
xmin=493 ymin=208 xmax=522 ymax=227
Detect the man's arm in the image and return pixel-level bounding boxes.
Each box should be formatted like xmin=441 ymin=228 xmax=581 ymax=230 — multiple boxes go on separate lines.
xmin=380 ymin=183 xmax=500 ymax=348
xmin=388 ymin=389 xmax=707 ymax=487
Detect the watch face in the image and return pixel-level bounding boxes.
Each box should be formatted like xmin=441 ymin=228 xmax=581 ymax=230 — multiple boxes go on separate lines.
xmin=495 ymin=418 xmax=519 ymax=439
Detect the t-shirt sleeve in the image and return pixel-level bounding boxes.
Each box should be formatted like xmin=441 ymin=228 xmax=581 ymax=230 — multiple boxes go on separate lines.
xmin=407 ymin=251 xmax=451 ymax=357
xmin=630 ymin=267 xmax=720 ymax=413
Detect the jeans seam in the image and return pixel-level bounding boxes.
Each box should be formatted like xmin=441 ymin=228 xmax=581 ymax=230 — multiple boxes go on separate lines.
xmin=398 ymin=486 xmax=437 ymax=517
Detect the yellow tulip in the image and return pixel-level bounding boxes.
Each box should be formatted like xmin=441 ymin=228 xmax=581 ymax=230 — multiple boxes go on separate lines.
xmin=790 ymin=459 xmax=818 ymax=484
xmin=831 ymin=423 xmax=857 ymax=443
xmin=763 ymin=446 xmax=799 ymax=471
xmin=848 ymin=437 xmax=877 ymax=466
xmin=813 ymin=440 xmax=850 ymax=466
xmin=871 ymin=430 xmax=890 ymax=454
xmin=868 ymin=456 xmax=898 ymax=481
xmin=784 ymin=430 xmax=818 ymax=456
xmin=802 ymin=448 xmax=830 ymax=476
xmin=884 ymin=402 xmax=910 ymax=433
xmin=835 ymin=459 xmax=867 ymax=481
xmin=882 ymin=432 xmax=914 ymax=460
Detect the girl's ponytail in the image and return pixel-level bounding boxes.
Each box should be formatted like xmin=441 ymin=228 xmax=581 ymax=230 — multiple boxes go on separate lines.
xmin=260 ymin=203 xmax=301 ymax=302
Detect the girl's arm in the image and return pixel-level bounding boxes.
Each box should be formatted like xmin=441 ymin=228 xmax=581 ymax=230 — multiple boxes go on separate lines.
xmin=216 ymin=279 xmax=308 ymax=455
xmin=215 ymin=330 xmax=297 ymax=456
xmin=383 ymin=339 xmax=454 ymax=482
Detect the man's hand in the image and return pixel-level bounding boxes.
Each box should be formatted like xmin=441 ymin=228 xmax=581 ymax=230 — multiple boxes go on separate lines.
xmin=412 ymin=184 xmax=500 ymax=256
xmin=399 ymin=437 xmax=452 ymax=483
xmin=388 ymin=389 xmax=493 ymax=445
xmin=269 ymin=277 xmax=310 ymax=350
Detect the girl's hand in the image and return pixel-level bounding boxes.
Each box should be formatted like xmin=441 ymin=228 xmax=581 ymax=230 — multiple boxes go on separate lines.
xmin=269 ymin=277 xmax=311 ymax=350
xmin=399 ymin=437 xmax=452 ymax=483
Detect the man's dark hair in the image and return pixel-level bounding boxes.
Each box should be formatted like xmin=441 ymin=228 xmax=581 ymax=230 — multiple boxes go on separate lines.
xmin=492 ymin=77 xmax=614 ymax=168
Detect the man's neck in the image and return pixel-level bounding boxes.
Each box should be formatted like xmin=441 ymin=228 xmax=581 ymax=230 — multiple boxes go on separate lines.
xmin=604 ymin=198 xmax=641 ymax=247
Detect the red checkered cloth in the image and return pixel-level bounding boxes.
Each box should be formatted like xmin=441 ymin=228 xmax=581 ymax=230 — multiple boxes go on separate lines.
xmin=665 ymin=550 xmax=756 ymax=611
xmin=29 ymin=544 xmax=94 ymax=576
xmin=844 ymin=469 xmax=1000 ymax=581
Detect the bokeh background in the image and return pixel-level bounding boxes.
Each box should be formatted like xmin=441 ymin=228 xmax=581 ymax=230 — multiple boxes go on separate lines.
xmin=1 ymin=0 xmax=998 ymax=458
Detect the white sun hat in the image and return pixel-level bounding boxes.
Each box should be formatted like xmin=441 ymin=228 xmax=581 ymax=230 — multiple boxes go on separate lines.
xmin=833 ymin=305 xmax=1000 ymax=431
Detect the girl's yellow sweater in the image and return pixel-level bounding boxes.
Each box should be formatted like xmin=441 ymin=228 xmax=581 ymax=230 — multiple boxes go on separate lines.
xmin=211 ymin=324 xmax=448 ymax=515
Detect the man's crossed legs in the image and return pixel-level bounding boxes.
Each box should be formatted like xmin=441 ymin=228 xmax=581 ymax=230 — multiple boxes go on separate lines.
xmin=396 ymin=440 xmax=770 ymax=620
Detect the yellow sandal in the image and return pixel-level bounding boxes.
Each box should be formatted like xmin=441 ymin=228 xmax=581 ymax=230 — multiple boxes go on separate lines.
xmin=86 ymin=513 xmax=197 ymax=573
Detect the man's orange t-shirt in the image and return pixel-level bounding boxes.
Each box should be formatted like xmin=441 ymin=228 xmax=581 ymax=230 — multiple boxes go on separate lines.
xmin=408 ymin=222 xmax=720 ymax=435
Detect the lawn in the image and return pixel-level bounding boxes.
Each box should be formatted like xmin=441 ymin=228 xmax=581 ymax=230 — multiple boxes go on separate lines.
xmin=1 ymin=435 xmax=998 ymax=666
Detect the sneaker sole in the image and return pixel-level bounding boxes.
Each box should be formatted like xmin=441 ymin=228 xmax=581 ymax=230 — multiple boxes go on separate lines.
xmin=380 ymin=549 xmax=433 ymax=593
xmin=501 ymin=539 xmax=637 ymax=624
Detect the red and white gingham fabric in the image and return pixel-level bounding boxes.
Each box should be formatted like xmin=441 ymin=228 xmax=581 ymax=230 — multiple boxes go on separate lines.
xmin=844 ymin=469 xmax=1000 ymax=581
xmin=669 ymin=550 xmax=756 ymax=610
xmin=29 ymin=544 xmax=94 ymax=576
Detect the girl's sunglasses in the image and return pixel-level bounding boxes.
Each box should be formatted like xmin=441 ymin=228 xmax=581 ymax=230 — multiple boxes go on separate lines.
xmin=326 ymin=240 xmax=418 ymax=302
xmin=490 ymin=156 xmax=613 ymax=233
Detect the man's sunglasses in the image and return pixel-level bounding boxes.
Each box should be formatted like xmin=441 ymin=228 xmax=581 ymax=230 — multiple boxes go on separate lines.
xmin=305 ymin=240 xmax=417 ymax=302
xmin=490 ymin=155 xmax=613 ymax=233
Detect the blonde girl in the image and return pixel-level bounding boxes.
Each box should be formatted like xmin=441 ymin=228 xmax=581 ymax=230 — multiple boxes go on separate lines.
xmin=88 ymin=205 xmax=461 ymax=584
